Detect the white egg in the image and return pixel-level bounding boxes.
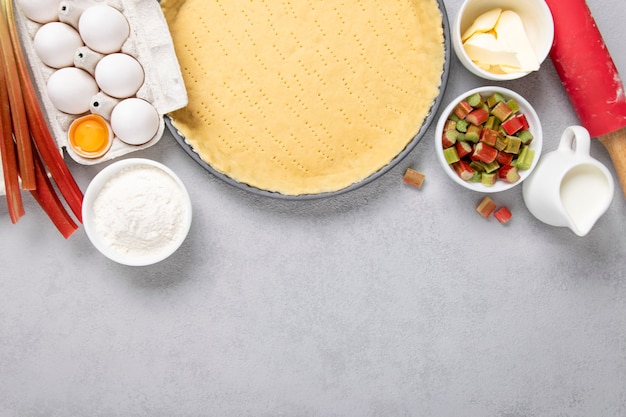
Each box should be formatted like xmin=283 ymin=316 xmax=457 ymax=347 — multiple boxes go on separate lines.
xmin=17 ymin=0 xmax=60 ymax=24
xmin=95 ymin=53 xmax=144 ymax=99
xmin=33 ymin=22 xmax=83 ymax=69
xmin=110 ymin=99 xmax=160 ymax=145
xmin=78 ymin=5 xmax=130 ymax=54
xmin=47 ymin=67 xmax=99 ymax=114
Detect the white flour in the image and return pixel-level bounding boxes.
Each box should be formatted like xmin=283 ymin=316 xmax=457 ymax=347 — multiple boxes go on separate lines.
xmin=93 ymin=164 xmax=187 ymax=258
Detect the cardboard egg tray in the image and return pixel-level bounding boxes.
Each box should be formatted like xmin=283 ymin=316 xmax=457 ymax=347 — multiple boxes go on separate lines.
xmin=13 ymin=0 xmax=188 ymax=165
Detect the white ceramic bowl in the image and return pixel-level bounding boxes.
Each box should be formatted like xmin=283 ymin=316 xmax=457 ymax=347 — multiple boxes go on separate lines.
xmin=452 ymin=0 xmax=554 ymax=81
xmin=82 ymin=158 xmax=192 ymax=266
xmin=435 ymin=86 xmax=543 ymax=193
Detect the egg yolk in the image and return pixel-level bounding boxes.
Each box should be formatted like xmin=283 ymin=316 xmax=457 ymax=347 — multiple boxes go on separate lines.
xmin=69 ymin=115 xmax=111 ymax=156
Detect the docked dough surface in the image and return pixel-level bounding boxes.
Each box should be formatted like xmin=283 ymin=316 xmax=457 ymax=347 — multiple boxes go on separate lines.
xmin=162 ymin=0 xmax=445 ymax=195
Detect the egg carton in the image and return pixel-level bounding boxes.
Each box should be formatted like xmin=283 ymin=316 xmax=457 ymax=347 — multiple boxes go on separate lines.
xmin=13 ymin=0 xmax=188 ymax=165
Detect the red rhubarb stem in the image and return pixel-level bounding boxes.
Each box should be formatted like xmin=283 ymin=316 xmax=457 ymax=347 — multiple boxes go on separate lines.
xmin=0 ymin=0 xmax=35 ymax=191
xmin=30 ymin=151 xmax=78 ymax=239
xmin=3 ymin=0 xmax=84 ymax=221
xmin=0 ymin=63 xmax=24 ymax=223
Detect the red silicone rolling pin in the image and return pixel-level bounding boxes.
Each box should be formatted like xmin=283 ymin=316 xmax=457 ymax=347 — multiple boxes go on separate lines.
xmin=545 ymin=0 xmax=626 ymax=197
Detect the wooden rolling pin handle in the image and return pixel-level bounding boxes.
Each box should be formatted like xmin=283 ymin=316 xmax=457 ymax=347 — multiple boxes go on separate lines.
xmin=598 ymin=127 xmax=626 ymax=198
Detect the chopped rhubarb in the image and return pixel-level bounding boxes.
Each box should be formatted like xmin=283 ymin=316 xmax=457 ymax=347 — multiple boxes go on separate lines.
xmin=482 ymin=160 xmax=500 ymax=173
xmin=472 ymin=142 xmax=498 ymax=163
xmin=515 ymin=145 xmax=535 ymax=170
xmin=498 ymin=165 xmax=521 ymax=183
xmin=442 ymin=129 xmax=459 ymax=148
xmin=441 ymin=90 xmax=535 ymax=187
xmin=476 ymin=196 xmax=497 ymax=218
xmin=453 ymin=100 xmax=473 ymax=119
xmin=464 ymin=124 xmax=482 ymax=143
xmin=501 ymin=116 xmax=524 ymax=135
xmin=465 ymin=108 xmax=489 ymax=126
xmin=505 ymin=99 xmax=520 ymax=113
xmin=484 ymin=115 xmax=500 ymax=130
xmin=403 ymin=168 xmax=426 ymax=188
xmin=481 ymin=172 xmax=497 ymax=187
xmin=466 ymin=92 xmax=482 ymax=107
xmin=518 ymin=129 xmax=533 ymax=144
xmin=486 ymin=92 xmax=505 ymax=108
xmin=453 ymin=160 xmax=474 ymax=181
xmin=504 ymin=136 xmax=522 ymax=154
xmin=494 ymin=135 xmax=507 ymax=151
xmin=494 ymin=206 xmax=512 ymax=224
xmin=496 ymin=151 xmax=514 ymax=166
xmin=443 ymin=119 xmax=457 ymax=131
xmin=456 ymin=119 xmax=468 ymax=133
xmin=443 ymin=147 xmax=460 ymax=164
xmin=455 ymin=140 xmax=472 ymax=159
xmin=491 ymin=101 xmax=514 ymax=122
xmin=517 ymin=113 xmax=529 ymax=130
xmin=479 ymin=127 xmax=498 ymax=146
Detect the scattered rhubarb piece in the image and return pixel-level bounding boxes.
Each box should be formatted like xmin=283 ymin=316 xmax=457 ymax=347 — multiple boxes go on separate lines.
xmin=403 ymin=168 xmax=426 ymax=188
xmin=476 ymin=196 xmax=497 ymax=218
xmin=494 ymin=206 xmax=512 ymax=224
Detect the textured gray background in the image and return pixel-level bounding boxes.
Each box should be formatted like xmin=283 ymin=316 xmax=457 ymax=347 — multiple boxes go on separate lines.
xmin=2 ymin=0 xmax=626 ymax=416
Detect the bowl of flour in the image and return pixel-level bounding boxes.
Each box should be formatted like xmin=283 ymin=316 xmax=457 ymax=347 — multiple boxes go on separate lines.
xmin=82 ymin=158 xmax=192 ymax=266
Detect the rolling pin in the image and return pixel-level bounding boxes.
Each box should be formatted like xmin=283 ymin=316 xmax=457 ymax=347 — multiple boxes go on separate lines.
xmin=545 ymin=0 xmax=626 ymax=197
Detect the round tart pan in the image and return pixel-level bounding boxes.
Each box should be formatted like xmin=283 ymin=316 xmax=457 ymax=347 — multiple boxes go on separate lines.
xmin=166 ymin=0 xmax=451 ymax=200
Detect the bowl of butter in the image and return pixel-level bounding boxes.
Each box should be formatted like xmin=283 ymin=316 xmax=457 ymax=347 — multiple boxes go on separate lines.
xmin=452 ymin=0 xmax=554 ymax=81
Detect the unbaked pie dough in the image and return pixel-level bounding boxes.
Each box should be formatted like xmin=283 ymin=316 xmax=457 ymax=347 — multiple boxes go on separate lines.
xmin=161 ymin=0 xmax=445 ymax=195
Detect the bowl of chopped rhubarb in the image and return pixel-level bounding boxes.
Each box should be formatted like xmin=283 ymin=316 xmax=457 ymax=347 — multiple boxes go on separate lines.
xmin=435 ymin=86 xmax=543 ymax=192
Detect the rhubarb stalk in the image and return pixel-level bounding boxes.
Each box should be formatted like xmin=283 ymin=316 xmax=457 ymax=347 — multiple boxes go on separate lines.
xmin=0 ymin=0 xmax=83 ymax=228
xmin=30 ymin=151 xmax=78 ymax=238
xmin=0 ymin=52 xmax=24 ymax=223
xmin=0 ymin=0 xmax=35 ymax=191
xmin=3 ymin=0 xmax=84 ymax=221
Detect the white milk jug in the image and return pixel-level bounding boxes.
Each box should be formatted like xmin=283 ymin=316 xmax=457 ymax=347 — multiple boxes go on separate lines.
xmin=522 ymin=125 xmax=614 ymax=236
